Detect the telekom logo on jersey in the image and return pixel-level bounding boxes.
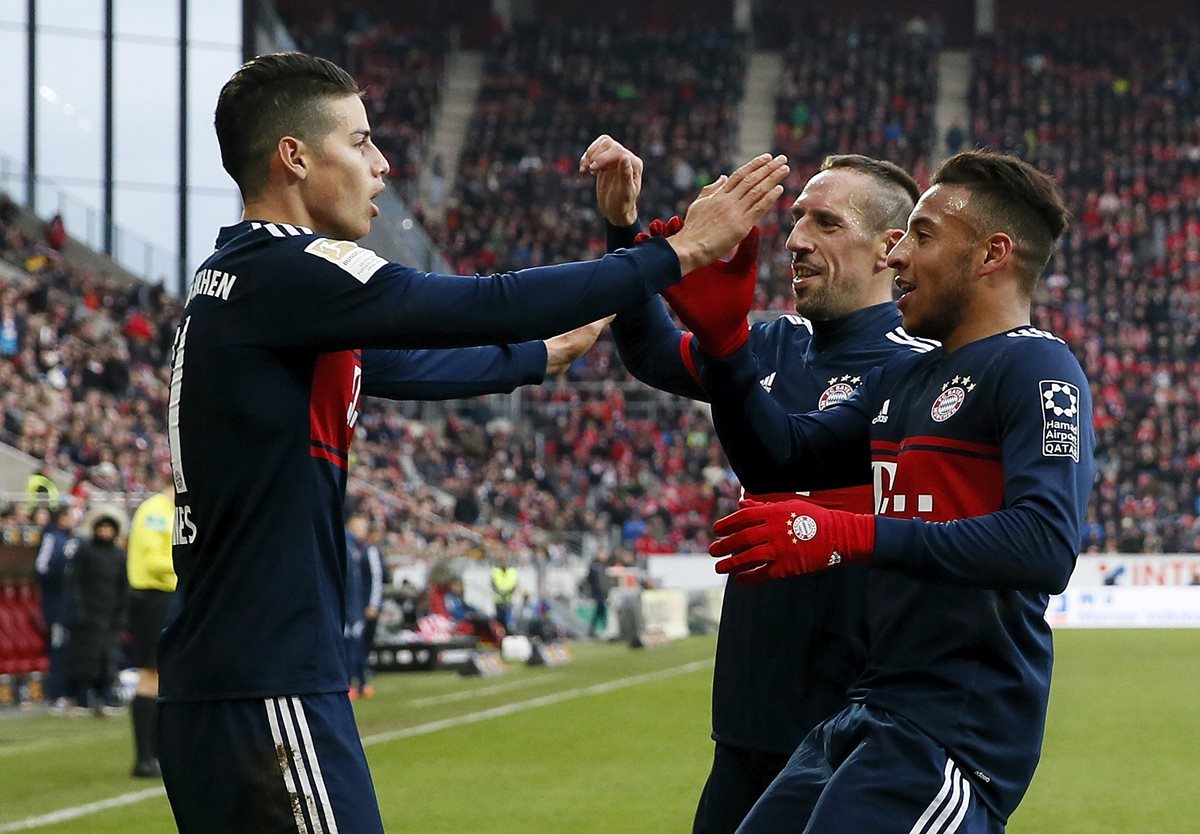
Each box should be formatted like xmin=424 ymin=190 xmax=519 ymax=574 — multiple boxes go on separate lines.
xmin=871 ymin=461 xmax=934 ymax=516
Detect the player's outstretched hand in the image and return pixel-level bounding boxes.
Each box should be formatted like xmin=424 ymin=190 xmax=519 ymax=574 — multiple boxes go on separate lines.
xmin=544 ymin=315 xmax=616 ymax=375
xmin=666 ymin=154 xmax=788 ymax=276
xmin=709 ymin=498 xmax=876 ymax=585
xmin=580 ymin=134 xmax=643 ymax=227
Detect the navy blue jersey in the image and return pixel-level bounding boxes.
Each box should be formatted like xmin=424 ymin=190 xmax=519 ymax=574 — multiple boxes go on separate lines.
xmin=702 ymin=327 xmax=1096 ymax=819
xmin=607 ymin=220 xmax=937 ymax=753
xmin=161 ymin=220 xmax=681 ymax=701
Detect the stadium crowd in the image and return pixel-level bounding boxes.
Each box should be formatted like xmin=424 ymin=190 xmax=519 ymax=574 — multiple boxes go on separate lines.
xmin=971 ymin=17 xmax=1200 ymax=552
xmin=280 ymin=5 xmax=451 ymax=196
xmin=421 ymin=22 xmax=746 ymax=276
xmin=3 ymin=16 xmax=1200 ymax=563
xmin=0 ymin=193 xmax=179 ymax=512
xmin=756 ymin=15 xmax=938 ymax=313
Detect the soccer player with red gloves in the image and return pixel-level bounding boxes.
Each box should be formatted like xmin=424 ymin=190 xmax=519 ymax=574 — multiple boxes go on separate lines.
xmin=669 ymin=152 xmax=1096 ymax=833
xmin=584 ymin=135 xmax=927 ymax=834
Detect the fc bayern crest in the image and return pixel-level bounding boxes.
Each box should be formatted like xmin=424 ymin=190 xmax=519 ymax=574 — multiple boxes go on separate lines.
xmin=788 ymin=513 xmax=818 ymax=543
xmin=819 ymin=375 xmax=861 ymax=410
xmin=931 ymin=374 xmax=976 ymax=422
xmin=931 ymin=386 xmax=966 ymax=422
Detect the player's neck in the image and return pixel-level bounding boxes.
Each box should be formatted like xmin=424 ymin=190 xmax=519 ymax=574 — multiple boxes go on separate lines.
xmin=241 ymin=193 xmax=318 ymax=234
xmin=943 ymin=301 xmax=1030 ymax=354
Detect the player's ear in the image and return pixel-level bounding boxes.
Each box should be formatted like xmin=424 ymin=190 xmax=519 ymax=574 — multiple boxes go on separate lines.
xmin=978 ymin=232 xmax=1014 ymax=277
xmin=276 ymin=136 xmax=309 ymax=182
xmin=875 ymin=229 xmax=905 ymax=272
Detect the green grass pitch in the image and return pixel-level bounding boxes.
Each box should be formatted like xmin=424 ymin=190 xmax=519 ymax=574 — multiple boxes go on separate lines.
xmin=0 ymin=630 xmax=1196 ymax=833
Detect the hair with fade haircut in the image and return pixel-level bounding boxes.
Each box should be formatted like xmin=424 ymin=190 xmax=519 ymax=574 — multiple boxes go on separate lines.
xmin=932 ymin=150 xmax=1070 ymax=293
xmin=819 ymin=154 xmax=921 ymax=233
xmin=215 ymin=51 xmax=361 ymax=200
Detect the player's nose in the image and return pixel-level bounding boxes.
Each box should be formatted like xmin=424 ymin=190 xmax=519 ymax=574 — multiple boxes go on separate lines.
xmin=373 ymin=146 xmax=390 ymax=179
xmin=886 ymin=234 xmax=912 ymax=271
xmin=785 ymin=222 xmax=814 ymax=256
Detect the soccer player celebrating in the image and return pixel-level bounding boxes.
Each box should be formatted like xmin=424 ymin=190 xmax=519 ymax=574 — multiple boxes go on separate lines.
xmin=159 ymin=51 xmax=787 ymax=834
xmin=676 ymin=150 xmax=1094 ymax=833
xmin=580 ymin=135 xmax=931 ymax=834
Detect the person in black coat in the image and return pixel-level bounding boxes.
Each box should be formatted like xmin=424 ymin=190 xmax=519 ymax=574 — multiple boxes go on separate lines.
xmin=66 ymin=505 xmax=128 ymax=714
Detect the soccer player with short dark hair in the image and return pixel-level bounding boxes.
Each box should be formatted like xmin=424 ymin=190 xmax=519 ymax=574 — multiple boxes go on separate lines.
xmin=669 ymin=150 xmax=1094 ymax=833
xmin=159 ymin=51 xmax=788 ymax=833
xmin=580 ymin=136 xmax=930 ymax=833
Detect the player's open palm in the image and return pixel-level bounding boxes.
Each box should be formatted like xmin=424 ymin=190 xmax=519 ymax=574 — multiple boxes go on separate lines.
xmin=668 ymin=154 xmax=788 ymax=272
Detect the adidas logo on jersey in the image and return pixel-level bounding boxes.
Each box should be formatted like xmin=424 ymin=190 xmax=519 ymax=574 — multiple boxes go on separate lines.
xmin=872 ymin=399 xmax=891 ymax=425
xmin=759 ymin=372 xmax=776 ymax=393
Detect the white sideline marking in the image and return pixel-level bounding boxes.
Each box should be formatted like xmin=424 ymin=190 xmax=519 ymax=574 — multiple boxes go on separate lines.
xmin=365 ymin=659 xmax=711 ymax=747
xmin=0 ymin=788 xmax=167 ymax=832
xmin=407 ymin=672 xmax=566 ymax=707
xmin=0 ymin=660 xmax=712 ymax=831
xmin=0 ymin=728 xmax=127 ymax=759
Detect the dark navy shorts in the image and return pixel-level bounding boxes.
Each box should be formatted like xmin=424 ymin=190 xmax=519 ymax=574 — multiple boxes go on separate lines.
xmin=159 ymin=692 xmax=383 ymax=834
xmin=737 ymin=703 xmax=1005 ymax=834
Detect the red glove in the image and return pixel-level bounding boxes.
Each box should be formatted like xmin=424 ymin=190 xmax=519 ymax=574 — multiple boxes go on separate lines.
xmin=633 ymin=215 xmax=684 ymax=245
xmin=709 ymin=498 xmax=876 ymax=586
xmin=635 ymin=216 xmax=759 ymax=358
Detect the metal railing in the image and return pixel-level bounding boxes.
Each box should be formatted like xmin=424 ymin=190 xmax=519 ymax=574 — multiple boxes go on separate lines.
xmin=0 ymin=155 xmax=178 ymax=284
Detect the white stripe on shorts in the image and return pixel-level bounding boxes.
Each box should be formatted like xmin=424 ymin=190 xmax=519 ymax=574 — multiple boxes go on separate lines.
xmin=907 ymin=758 xmax=972 ymax=834
xmin=290 ymin=697 xmax=341 ymax=834
xmin=265 ymin=698 xmax=310 ymax=834
xmin=276 ymin=698 xmax=326 ymax=834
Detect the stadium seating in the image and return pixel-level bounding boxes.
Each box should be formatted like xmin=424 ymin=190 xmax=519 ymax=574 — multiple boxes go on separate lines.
xmin=0 ymin=582 xmax=46 ymax=678
xmin=421 ymin=22 xmax=746 ymax=273
xmin=3 ymin=14 xmax=1198 ymax=565
xmin=344 ymin=21 xmax=750 ymax=557
xmin=756 ymin=15 xmax=939 ymax=311
xmin=970 ymin=17 xmax=1200 ymax=552
xmin=0 ymin=196 xmax=180 ymax=512
xmin=276 ymin=4 xmax=453 ymax=196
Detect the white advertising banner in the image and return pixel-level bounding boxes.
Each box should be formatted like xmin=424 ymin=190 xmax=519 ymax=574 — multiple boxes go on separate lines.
xmin=1068 ymin=554 xmax=1200 ymax=587
xmin=1046 ymin=586 xmax=1200 ymax=628
xmin=647 ymin=554 xmax=1200 ymax=629
xmin=646 ymin=555 xmax=725 ymax=590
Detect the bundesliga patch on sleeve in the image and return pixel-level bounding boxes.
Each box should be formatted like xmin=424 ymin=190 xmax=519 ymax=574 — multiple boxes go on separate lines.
xmin=1040 ymin=380 xmax=1080 ymax=462
xmin=304 ymin=238 xmax=387 ymax=284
